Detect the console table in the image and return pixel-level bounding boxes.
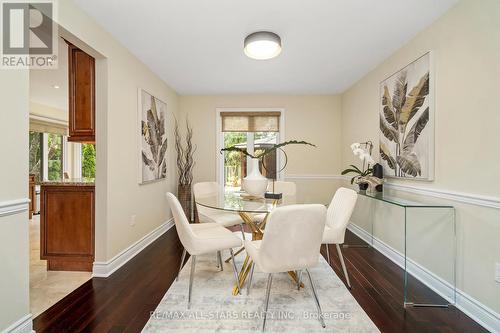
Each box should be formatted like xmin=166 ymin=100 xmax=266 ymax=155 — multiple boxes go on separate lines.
xmin=346 ymin=191 xmax=456 ymax=308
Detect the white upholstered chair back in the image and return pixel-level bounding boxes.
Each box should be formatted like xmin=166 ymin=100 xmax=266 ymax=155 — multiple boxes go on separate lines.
xmin=193 ymin=182 xmax=218 ymax=198
xmin=166 ymin=192 xmax=197 ymax=254
xmin=259 ymin=204 xmax=326 ymax=273
xmin=326 ymin=187 xmax=358 ymax=243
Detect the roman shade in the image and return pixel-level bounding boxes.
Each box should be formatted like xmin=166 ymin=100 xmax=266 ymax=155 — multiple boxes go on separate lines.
xmin=221 ymin=112 xmax=280 ymax=132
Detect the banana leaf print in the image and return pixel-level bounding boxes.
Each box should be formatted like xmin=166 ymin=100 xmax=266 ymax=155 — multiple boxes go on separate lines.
xmin=379 ymin=59 xmax=430 ymax=178
xmin=141 ymin=92 xmax=168 ymax=182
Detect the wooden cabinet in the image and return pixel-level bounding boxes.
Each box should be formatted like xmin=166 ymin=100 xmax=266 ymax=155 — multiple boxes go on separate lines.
xmin=29 ymin=174 xmax=36 ymax=219
xmin=40 ymin=183 xmax=95 ymax=271
xmin=67 ymin=42 xmax=95 ymax=143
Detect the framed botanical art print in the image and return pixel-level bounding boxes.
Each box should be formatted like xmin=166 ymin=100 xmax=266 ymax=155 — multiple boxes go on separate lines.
xmin=379 ymin=52 xmax=434 ymax=180
xmin=138 ymin=88 xmax=168 ymax=184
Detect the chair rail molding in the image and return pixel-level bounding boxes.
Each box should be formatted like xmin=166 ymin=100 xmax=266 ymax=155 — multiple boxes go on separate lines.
xmin=348 ymin=222 xmax=500 ymax=333
xmin=0 ymin=198 xmax=30 ymax=218
xmin=92 ymin=218 xmax=174 ymax=278
xmin=1 ymin=313 xmax=33 ymax=333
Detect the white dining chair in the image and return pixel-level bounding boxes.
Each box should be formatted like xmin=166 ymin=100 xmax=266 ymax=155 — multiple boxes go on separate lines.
xmin=245 ymin=204 xmax=327 ymax=331
xmin=194 ymin=182 xmax=246 ymax=267
xmin=166 ymin=192 xmax=243 ymax=308
xmin=194 ymin=182 xmax=245 ymax=230
xmin=322 ymin=187 xmax=358 ymax=289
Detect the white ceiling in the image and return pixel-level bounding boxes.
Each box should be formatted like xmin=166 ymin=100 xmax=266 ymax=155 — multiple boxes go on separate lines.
xmin=73 ymin=0 xmax=458 ymax=95
xmin=30 ymin=38 xmax=68 ymax=111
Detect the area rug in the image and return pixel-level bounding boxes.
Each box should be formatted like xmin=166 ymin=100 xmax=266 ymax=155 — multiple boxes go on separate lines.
xmin=143 ymin=250 xmax=379 ymax=332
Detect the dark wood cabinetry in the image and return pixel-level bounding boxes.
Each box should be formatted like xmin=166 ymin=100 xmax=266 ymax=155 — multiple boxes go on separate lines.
xmin=40 ymin=183 xmax=95 ymax=271
xmin=67 ymin=42 xmax=95 ymax=143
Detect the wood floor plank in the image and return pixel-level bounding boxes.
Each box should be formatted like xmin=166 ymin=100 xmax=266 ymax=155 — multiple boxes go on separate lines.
xmin=34 ymin=228 xmax=487 ymax=333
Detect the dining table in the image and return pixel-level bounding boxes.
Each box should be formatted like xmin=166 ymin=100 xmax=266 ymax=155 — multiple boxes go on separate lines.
xmin=195 ymin=189 xmax=310 ymax=295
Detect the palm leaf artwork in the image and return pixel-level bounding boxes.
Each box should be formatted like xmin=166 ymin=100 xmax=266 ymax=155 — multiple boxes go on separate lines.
xmin=379 ymin=61 xmax=430 ymax=178
xmin=141 ymin=94 xmax=168 ymax=181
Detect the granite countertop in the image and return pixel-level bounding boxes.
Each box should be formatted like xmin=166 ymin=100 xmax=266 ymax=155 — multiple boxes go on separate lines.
xmin=41 ymin=178 xmax=95 ymax=186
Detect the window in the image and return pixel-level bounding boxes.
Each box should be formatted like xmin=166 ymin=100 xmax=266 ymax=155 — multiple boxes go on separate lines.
xmin=219 ymin=110 xmax=283 ymax=191
xmin=29 ymin=131 xmax=43 ymax=183
xmin=47 ymin=133 xmax=63 ymax=180
xmin=81 ymin=143 xmax=96 ymax=178
xmin=28 ymin=131 xmax=65 ymax=183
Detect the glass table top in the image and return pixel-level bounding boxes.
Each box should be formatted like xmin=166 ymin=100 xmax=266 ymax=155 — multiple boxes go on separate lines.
xmin=358 ymin=191 xmax=454 ymax=208
xmin=195 ymin=190 xmax=298 ymax=214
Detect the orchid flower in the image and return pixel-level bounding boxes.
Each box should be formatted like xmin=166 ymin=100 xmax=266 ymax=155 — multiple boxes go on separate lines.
xmin=352 ymin=148 xmax=364 ymax=157
xmin=350 ymin=142 xmax=361 ymax=150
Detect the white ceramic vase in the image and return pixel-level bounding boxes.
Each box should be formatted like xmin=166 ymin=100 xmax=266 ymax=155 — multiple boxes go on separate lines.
xmin=243 ymin=158 xmax=268 ymax=196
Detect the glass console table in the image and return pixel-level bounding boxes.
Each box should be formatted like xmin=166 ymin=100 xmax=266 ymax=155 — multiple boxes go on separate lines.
xmin=346 ymin=191 xmax=456 ymax=308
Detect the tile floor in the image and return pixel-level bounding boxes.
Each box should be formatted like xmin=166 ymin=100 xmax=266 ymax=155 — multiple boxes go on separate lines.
xmin=29 ymin=215 xmax=92 ymax=317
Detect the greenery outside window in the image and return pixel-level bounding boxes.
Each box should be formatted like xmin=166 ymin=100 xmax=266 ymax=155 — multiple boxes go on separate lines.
xmin=81 ymin=143 xmax=96 ymax=178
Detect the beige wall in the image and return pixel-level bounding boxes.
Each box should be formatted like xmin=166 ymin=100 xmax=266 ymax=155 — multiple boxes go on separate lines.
xmin=0 ymin=70 xmax=30 ymax=330
xmin=179 ymin=95 xmax=342 ymax=203
xmin=56 ymin=1 xmax=180 ymax=261
xmin=341 ymin=0 xmax=500 ymax=316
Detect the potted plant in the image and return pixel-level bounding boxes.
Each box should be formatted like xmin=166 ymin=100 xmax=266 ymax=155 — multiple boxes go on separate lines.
xmin=174 ymin=118 xmax=196 ymax=220
xmin=342 ymin=141 xmax=375 ymax=191
xmin=221 ymin=140 xmax=316 ymax=196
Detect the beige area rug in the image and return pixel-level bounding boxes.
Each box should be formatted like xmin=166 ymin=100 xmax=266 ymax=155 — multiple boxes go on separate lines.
xmin=143 ymin=248 xmax=379 ymax=332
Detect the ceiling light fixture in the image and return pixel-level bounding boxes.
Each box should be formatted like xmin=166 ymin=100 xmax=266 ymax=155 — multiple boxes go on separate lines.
xmin=244 ymin=31 xmax=281 ymax=60
xmin=52 ymin=85 xmax=60 ymax=89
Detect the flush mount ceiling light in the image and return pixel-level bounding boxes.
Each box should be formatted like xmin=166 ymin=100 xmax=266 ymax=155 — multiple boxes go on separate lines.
xmin=244 ymin=31 xmax=282 ymax=60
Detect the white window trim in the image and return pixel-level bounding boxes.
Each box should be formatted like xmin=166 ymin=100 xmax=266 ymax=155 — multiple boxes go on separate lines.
xmin=42 ymin=133 xmax=48 ymax=181
xmin=74 ymin=143 xmax=82 ymax=178
xmin=215 ymin=107 xmax=286 ymax=191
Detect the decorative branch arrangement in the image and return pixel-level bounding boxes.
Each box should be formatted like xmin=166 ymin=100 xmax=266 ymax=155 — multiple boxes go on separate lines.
xmin=174 ymin=118 xmax=196 ymax=186
xmin=220 ymin=140 xmax=316 ymax=159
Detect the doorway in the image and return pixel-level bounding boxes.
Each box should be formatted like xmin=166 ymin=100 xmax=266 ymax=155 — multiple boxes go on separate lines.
xmin=28 ymin=37 xmax=96 ymax=316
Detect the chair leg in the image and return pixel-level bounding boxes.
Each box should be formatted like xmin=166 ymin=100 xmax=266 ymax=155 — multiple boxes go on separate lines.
xmin=336 ymin=244 xmax=351 ymax=289
xmin=247 ymin=261 xmax=255 ymax=295
xmin=176 ymin=248 xmax=186 ymax=281
xmin=262 ymin=273 xmax=273 ymax=332
xmin=217 ymin=251 xmax=223 ymax=271
xmin=305 ymin=269 xmax=326 ymax=328
xmin=188 ymin=255 xmax=196 ymax=309
xmin=325 ymin=244 xmax=331 ymax=265
xmin=229 ymin=249 xmax=241 ymax=295
xmin=240 ymin=223 xmax=246 ymax=240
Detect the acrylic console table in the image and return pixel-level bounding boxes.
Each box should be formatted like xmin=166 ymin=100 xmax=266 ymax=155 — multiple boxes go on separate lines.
xmin=345 ymin=191 xmax=456 ymax=308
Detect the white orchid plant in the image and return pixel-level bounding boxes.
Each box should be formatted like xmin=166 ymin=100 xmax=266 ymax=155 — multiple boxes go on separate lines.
xmin=342 ymin=141 xmax=375 ymax=185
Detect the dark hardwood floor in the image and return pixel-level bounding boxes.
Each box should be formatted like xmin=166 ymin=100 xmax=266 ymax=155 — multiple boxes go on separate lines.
xmin=34 ymin=228 xmax=487 ymax=333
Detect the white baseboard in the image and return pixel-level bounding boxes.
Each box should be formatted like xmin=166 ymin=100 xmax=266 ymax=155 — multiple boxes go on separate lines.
xmin=92 ymin=219 xmax=174 ymax=278
xmin=1 ymin=314 xmax=33 ymax=333
xmin=347 ymin=223 xmax=500 ymax=333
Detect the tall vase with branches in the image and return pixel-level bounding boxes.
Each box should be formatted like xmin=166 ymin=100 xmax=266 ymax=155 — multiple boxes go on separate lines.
xmin=175 ymin=118 xmax=196 ymax=220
